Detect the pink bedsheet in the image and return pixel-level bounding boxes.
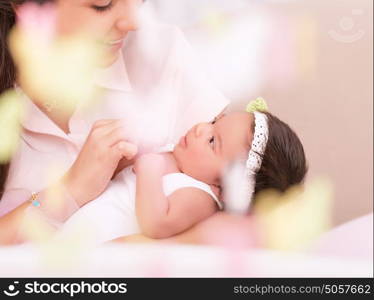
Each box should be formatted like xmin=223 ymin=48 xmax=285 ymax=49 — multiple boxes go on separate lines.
xmin=309 ymin=213 xmax=373 ymax=259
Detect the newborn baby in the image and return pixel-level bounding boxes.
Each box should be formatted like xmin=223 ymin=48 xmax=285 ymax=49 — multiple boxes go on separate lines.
xmin=60 ymin=102 xmax=307 ymax=244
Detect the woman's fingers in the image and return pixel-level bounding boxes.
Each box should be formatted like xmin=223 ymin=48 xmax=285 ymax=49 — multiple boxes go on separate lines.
xmin=104 ymin=125 xmax=129 ymax=147
xmin=97 ymin=120 xmax=127 ymax=136
xmin=89 ymin=118 xmax=138 ymax=162
xmin=91 ymin=119 xmax=118 ymax=130
xmin=89 ymin=120 xmax=129 ymax=149
xmin=113 ymin=141 xmax=138 ymax=160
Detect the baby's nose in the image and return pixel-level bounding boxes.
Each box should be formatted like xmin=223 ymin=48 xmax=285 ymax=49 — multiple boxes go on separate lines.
xmin=194 ymin=123 xmax=211 ymax=138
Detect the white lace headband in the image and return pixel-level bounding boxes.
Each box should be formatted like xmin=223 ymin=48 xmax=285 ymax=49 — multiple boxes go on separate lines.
xmin=245 ymin=111 xmax=269 ymax=202
xmin=223 ymin=108 xmax=269 ymax=215
xmin=215 ymin=98 xmax=270 ymax=214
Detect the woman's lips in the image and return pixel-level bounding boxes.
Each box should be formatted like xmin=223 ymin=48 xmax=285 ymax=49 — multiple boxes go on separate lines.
xmin=106 ymin=39 xmax=124 ymax=53
xmin=107 ymin=38 xmax=123 ymax=45
xmin=102 ymin=37 xmax=125 ymax=53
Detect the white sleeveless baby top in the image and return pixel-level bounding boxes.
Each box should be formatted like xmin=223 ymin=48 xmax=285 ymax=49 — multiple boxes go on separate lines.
xmin=59 ymin=166 xmax=222 ymax=245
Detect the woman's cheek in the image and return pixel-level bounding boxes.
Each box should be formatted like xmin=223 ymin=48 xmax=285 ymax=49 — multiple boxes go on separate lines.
xmin=55 ymin=7 xmax=107 ymax=39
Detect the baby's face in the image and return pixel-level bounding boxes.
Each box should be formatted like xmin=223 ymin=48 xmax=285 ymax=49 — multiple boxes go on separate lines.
xmin=173 ymin=112 xmax=253 ymax=185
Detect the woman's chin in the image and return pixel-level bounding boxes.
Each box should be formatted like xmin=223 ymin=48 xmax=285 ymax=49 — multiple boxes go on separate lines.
xmin=98 ymin=51 xmax=120 ymax=68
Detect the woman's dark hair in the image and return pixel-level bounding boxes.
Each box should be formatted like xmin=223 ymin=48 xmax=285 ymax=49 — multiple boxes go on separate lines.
xmin=252 ymin=111 xmax=308 ymax=202
xmin=0 ymin=0 xmax=53 ymax=197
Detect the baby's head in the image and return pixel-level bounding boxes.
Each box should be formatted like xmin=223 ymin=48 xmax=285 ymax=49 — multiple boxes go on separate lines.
xmin=173 ymin=104 xmax=308 ymax=206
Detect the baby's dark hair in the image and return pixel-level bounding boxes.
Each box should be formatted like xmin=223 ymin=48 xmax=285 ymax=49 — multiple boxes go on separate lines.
xmin=251 ymin=111 xmax=308 ymax=204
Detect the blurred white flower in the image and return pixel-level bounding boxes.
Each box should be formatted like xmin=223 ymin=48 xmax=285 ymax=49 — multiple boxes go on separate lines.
xmin=9 ymin=2 xmax=102 ymax=114
xmin=254 ymin=177 xmax=333 ymax=251
xmin=0 ymin=90 xmax=24 ymax=163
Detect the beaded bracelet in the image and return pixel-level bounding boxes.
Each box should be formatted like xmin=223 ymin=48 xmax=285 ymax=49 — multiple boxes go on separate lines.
xmin=30 ymin=192 xmax=41 ymax=208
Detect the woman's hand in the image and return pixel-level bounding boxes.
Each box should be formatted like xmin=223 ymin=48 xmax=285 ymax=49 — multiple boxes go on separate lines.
xmin=64 ymin=119 xmax=138 ymax=206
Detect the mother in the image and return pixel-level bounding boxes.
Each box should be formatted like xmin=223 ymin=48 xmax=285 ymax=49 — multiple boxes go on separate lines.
xmin=0 ymin=0 xmax=229 ymax=243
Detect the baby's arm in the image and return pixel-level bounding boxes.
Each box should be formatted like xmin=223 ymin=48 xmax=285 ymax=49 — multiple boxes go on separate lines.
xmin=135 ymin=154 xmax=217 ymax=239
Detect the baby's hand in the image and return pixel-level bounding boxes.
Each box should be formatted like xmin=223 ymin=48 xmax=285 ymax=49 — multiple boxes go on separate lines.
xmin=134 ymin=153 xmax=179 ymax=175
xmin=134 ymin=153 xmax=166 ymax=175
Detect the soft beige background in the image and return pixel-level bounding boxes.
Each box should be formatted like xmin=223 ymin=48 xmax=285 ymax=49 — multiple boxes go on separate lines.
xmin=153 ymin=0 xmax=373 ymax=226
xmin=256 ymin=0 xmax=373 ymax=226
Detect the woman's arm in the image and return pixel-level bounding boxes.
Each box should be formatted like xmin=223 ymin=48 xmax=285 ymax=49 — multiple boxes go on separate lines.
xmin=0 ymin=120 xmax=138 ymax=244
xmin=0 ymin=198 xmax=56 ymax=245
xmin=135 ymin=154 xmax=217 ymax=239
xmin=113 ymin=212 xmax=255 ymax=247
xmin=5 ymin=119 xmax=137 ymax=214
xmin=0 ymin=186 xmax=70 ymax=245
xmin=0 ymin=202 xmax=29 ymax=245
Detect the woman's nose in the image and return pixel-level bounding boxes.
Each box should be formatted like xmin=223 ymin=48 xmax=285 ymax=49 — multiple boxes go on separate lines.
xmin=115 ymin=4 xmax=139 ymax=32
